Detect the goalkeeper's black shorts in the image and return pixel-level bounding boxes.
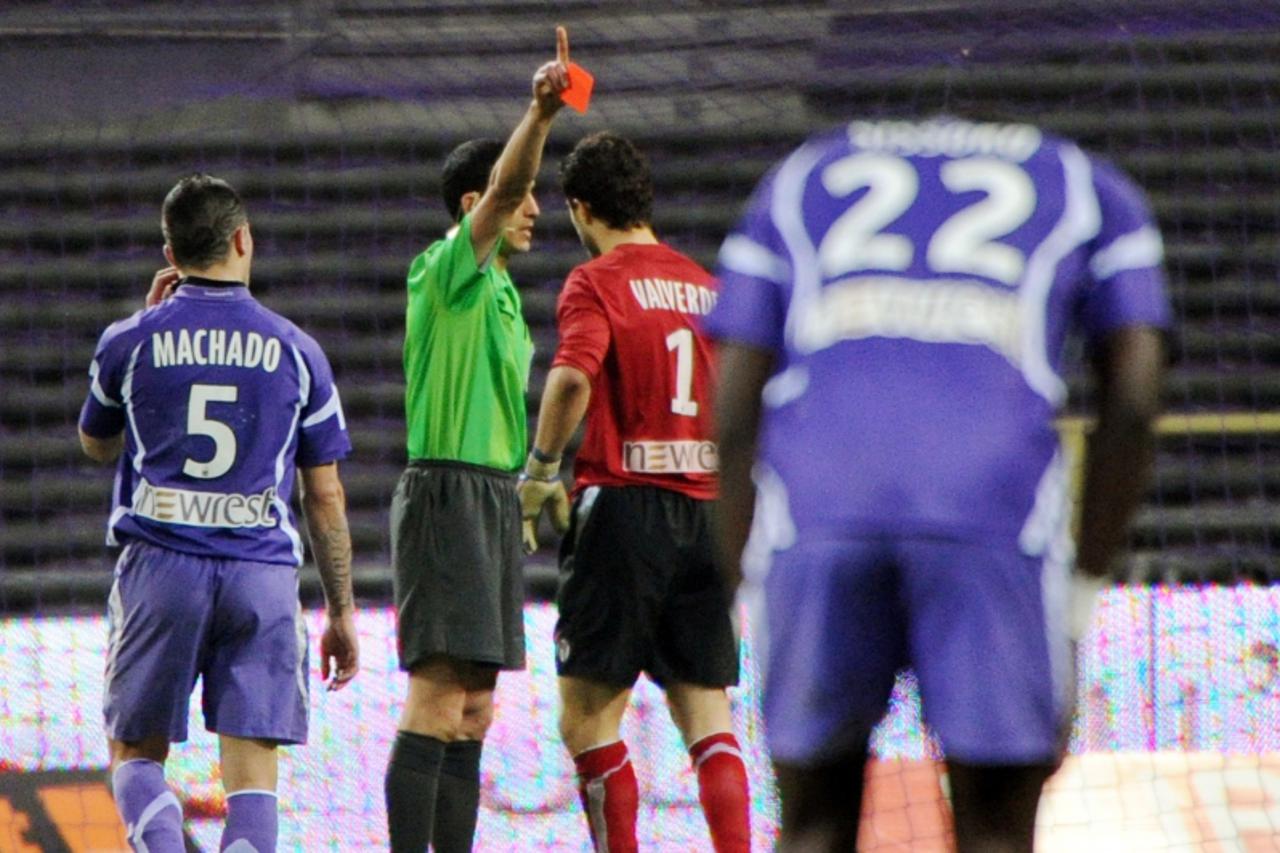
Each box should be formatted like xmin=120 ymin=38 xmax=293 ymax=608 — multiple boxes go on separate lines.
xmin=554 ymin=485 xmax=739 ymax=689
xmin=391 ymin=459 xmax=525 ymax=672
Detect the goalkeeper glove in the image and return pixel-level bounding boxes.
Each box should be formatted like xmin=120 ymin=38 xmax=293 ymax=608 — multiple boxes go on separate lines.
xmin=517 ymin=453 xmax=570 ymax=554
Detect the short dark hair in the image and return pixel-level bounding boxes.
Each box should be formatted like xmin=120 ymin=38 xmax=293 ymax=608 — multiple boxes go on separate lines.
xmin=441 ymin=138 xmax=504 ymax=222
xmin=161 ymin=174 xmax=247 ymax=269
xmin=559 ymin=132 xmax=653 ymax=230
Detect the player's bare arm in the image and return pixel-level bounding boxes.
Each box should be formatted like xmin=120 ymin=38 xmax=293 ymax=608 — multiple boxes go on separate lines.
xmin=1076 ymin=325 xmax=1165 ymax=577
xmin=299 ymin=462 xmax=360 ymax=690
xmin=78 ymin=429 xmax=123 ymax=463
xmin=531 ymin=364 xmax=592 ymax=463
xmin=711 ymin=342 xmax=775 ymax=593
xmin=468 ymin=25 xmax=571 ymax=262
xmin=518 ymin=364 xmax=590 ymax=551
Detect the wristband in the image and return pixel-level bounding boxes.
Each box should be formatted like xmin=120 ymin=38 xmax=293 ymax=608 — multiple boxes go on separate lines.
xmin=530 ymin=447 xmax=561 ymax=465
xmin=524 ymin=453 xmax=561 ymax=482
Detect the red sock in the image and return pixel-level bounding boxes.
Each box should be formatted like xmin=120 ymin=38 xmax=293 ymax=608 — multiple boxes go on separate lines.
xmin=573 ymin=741 xmax=639 ymax=853
xmin=690 ymin=732 xmax=751 ymax=852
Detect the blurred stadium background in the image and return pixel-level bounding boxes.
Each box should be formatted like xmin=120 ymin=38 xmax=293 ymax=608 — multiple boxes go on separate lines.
xmin=1 ymin=0 xmax=1278 ymax=850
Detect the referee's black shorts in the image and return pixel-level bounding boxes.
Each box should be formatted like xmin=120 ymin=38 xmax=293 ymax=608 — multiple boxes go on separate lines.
xmin=554 ymin=485 xmax=739 ymax=689
xmin=390 ymin=459 xmax=525 ymax=672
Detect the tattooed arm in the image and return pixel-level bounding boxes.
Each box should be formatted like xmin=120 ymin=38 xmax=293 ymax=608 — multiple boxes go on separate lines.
xmin=299 ymin=462 xmax=359 ymax=689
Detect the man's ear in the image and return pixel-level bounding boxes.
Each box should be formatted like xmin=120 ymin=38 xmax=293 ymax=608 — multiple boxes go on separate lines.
xmin=163 ymin=244 xmax=176 ymax=267
xmin=459 ymin=190 xmax=482 ymax=217
xmin=568 ymin=198 xmax=593 ymax=224
xmin=232 ymin=223 xmax=252 ymax=257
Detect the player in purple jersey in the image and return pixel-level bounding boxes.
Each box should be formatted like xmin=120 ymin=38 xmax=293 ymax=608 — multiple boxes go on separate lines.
xmin=706 ymin=118 xmax=1169 ymax=852
xmin=78 ymin=175 xmax=359 ymax=853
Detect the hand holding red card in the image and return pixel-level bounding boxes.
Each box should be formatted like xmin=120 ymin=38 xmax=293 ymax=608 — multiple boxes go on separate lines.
xmin=534 ymin=26 xmax=591 ymax=116
xmin=562 ymin=62 xmax=594 ymax=114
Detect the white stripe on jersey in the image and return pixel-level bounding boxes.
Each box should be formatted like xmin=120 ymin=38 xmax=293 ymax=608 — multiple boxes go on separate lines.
xmin=106 ymin=505 xmax=128 ymax=548
xmin=769 ymin=142 xmax=829 ymax=350
xmin=1090 ymin=225 xmax=1164 ymax=281
xmin=121 ymin=343 xmax=147 ymax=473
xmin=1017 ymin=145 xmax=1102 ymax=405
xmin=294 ymin=345 xmax=313 ymax=409
xmin=274 ymin=345 xmax=310 ymax=565
xmin=89 ymin=359 xmax=121 ymax=408
xmin=719 ymin=234 xmax=792 ymax=284
xmin=744 ymin=462 xmax=797 ymax=585
xmin=1018 ymin=448 xmax=1070 ymax=559
xmin=301 ymin=383 xmax=346 ymax=429
xmin=761 ymin=366 xmax=809 ymax=409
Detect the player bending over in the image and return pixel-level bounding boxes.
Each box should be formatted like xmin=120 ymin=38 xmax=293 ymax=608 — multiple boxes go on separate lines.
xmin=708 ymin=117 xmax=1168 ymax=852
xmin=79 ymin=175 xmax=359 ymax=853
xmin=382 ymin=26 xmax=575 ymax=853
xmin=521 ymin=131 xmax=751 ymax=853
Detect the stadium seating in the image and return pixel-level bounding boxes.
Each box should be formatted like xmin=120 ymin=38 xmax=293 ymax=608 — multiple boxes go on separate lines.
xmin=1 ymin=1 xmax=1276 ymax=605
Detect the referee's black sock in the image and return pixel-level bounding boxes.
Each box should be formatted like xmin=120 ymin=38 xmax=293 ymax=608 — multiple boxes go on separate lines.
xmin=385 ymin=730 xmax=446 ymax=852
xmin=431 ymin=739 xmax=484 ymax=853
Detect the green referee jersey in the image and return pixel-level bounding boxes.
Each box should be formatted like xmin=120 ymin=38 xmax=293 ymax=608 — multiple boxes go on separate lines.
xmin=403 ymin=214 xmax=534 ymax=471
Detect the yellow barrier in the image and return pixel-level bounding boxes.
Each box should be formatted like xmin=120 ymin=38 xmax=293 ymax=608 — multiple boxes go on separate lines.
xmin=1055 ymin=410 xmax=1280 ymax=517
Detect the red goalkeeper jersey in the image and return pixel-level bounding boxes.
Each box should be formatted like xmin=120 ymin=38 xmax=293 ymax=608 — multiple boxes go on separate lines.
xmin=552 ymin=242 xmax=718 ymax=500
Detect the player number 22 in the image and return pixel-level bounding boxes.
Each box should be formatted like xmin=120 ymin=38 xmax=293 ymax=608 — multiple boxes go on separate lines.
xmin=665 ymin=328 xmax=699 ymax=417
xmin=185 ymin=383 xmax=238 ymax=479
xmin=818 ymin=152 xmax=1036 ymax=286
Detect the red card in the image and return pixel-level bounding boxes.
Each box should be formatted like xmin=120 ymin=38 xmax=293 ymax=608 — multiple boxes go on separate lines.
xmin=562 ymin=62 xmax=594 ymax=113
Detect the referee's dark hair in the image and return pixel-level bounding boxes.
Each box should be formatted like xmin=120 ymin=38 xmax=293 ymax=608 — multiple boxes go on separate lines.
xmin=161 ymin=174 xmax=248 ymax=270
xmin=559 ymin=132 xmax=653 ymax=231
xmin=441 ymin=138 xmax=505 ymax=223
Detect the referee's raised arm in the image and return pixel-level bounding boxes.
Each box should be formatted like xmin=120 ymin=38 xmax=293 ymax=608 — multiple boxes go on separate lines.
xmin=468 ymin=25 xmax=571 ymax=263
xmin=386 ymin=25 xmax=582 ymax=852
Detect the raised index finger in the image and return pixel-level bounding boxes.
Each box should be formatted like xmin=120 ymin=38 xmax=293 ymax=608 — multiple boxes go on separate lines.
xmin=556 ymin=25 xmax=569 ymax=66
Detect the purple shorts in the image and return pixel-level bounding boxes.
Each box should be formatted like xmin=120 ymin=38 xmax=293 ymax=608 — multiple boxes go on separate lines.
xmin=104 ymin=541 xmax=309 ymax=745
xmin=759 ymin=535 xmax=1071 ymax=766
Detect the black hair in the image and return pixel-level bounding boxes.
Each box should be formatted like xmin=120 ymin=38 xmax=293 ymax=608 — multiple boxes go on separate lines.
xmin=558 ymin=132 xmax=653 ymax=230
xmin=161 ymin=174 xmax=247 ymax=269
xmin=441 ymin=138 xmax=505 ymax=222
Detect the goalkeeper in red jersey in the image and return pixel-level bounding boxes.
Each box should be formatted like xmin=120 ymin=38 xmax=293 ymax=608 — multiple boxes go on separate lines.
xmin=520 ymin=132 xmax=750 ymax=853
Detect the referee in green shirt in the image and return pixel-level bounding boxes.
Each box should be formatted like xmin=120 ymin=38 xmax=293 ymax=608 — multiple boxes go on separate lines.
xmin=384 ymin=27 xmax=574 ymax=852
